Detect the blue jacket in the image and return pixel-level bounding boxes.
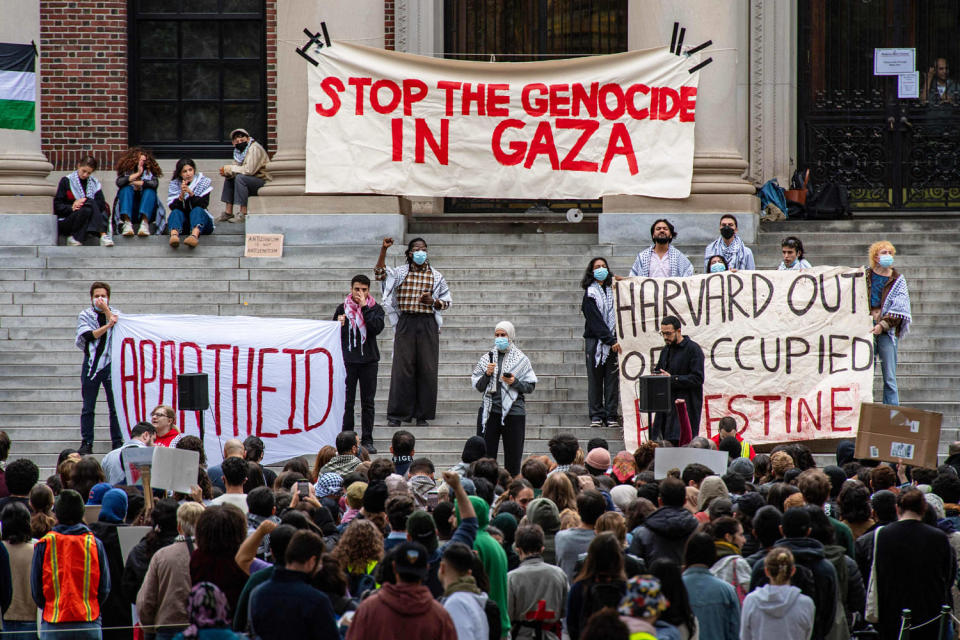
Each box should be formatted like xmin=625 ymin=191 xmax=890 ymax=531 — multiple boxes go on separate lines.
xmin=682 ymin=566 xmax=739 ymax=640
xmin=249 ymin=567 xmax=338 ymax=640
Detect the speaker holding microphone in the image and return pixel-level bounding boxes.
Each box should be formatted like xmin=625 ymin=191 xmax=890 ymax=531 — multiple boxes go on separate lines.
xmin=636 ymin=375 xmax=671 ymax=413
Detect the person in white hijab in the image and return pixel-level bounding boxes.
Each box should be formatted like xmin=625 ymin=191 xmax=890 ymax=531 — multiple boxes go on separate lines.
xmin=471 ymin=321 xmax=537 ymax=475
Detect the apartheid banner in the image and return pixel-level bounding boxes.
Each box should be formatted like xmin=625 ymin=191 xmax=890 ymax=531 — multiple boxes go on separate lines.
xmin=615 ymin=267 xmax=875 ymax=451
xmin=111 ymin=315 xmax=345 ymax=465
xmin=306 ymin=42 xmax=701 ymax=200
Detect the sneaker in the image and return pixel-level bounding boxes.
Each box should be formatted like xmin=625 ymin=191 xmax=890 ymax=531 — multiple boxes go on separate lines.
xmin=416 ymin=419 xmax=429 ymax=426
xmin=215 ymin=211 xmax=235 ymax=223
xmin=387 ymin=419 xmax=401 ymax=427
xmin=137 ymin=221 xmax=150 ymax=237
xmin=183 ymin=233 xmax=199 ymax=248
xmin=229 ymin=213 xmax=245 ymax=223
xmin=77 ymin=442 xmax=93 ymax=455
xmin=605 ymin=418 xmax=623 ymax=429
xmin=169 ymin=231 xmax=180 ymax=248
xmin=100 ymin=235 xmax=114 ymax=247
xmin=66 ymin=236 xmax=82 ymax=246
xmin=121 ymin=220 xmax=134 ymax=236
xmin=589 ymin=420 xmax=603 ymax=428
xmin=362 ymin=441 xmax=378 ymax=454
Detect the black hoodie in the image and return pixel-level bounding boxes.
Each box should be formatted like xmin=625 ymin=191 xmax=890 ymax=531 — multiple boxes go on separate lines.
xmin=628 ymin=505 xmax=699 ymax=566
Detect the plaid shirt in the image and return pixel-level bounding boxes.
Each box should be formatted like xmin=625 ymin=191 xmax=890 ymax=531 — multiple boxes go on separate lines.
xmin=375 ymin=263 xmax=450 ymax=314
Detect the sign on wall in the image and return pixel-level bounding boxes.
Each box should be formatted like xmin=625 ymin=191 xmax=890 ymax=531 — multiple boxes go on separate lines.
xmin=616 ymin=267 xmax=874 ymax=451
xmin=111 ymin=315 xmax=345 ymax=465
xmin=306 ymin=42 xmax=701 ymax=200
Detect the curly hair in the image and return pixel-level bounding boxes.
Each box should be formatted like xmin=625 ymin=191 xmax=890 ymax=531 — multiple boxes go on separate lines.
xmin=115 ymin=147 xmax=162 ymax=177
xmin=868 ymin=241 xmax=896 ymax=268
xmin=633 ymin=441 xmax=659 ymax=473
xmin=332 ymin=519 xmax=384 ymax=574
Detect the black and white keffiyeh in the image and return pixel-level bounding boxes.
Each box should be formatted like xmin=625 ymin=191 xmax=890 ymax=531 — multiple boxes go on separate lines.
xmin=380 ymin=264 xmax=452 ymax=328
xmin=630 ymin=245 xmax=695 ymax=277
xmin=166 ymin=172 xmax=213 ymax=207
xmin=233 ymin=139 xmax=253 ymax=165
xmin=881 ymin=274 xmax=912 ymax=337
xmin=586 ymin=281 xmax=617 ymax=366
xmin=705 ymin=235 xmax=748 ymax=270
xmin=472 ymin=344 xmax=537 ymax=428
xmin=67 ymin=171 xmax=101 ymax=201
xmin=75 ymin=304 xmax=118 ymax=379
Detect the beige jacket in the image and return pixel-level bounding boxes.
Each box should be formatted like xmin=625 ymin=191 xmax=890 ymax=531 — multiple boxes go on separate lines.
xmin=136 ymin=539 xmax=192 ymax=634
xmin=222 ymin=140 xmax=272 ymax=181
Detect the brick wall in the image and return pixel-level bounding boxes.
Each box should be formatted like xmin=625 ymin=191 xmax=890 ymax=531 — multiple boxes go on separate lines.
xmin=39 ymin=1 xmax=278 ymax=170
xmin=40 ymin=0 xmax=128 ymax=171
xmin=384 ymin=0 xmax=394 ymax=50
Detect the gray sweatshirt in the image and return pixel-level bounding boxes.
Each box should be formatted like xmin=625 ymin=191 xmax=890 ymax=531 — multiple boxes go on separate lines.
xmin=739 ymin=584 xmax=815 ymax=640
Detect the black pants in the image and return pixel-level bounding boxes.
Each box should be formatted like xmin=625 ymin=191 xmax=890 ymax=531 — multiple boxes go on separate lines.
xmin=58 ymin=202 xmax=108 ymax=242
xmin=387 ymin=313 xmax=439 ymax=422
xmin=81 ymin=359 xmax=123 ymax=447
xmin=585 ymin=338 xmax=620 ymax=422
xmin=343 ymin=361 xmax=377 ymax=443
xmin=482 ymin=411 xmax=526 ymax=476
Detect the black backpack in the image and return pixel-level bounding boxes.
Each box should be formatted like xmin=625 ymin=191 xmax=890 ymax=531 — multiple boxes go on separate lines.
xmin=579 ymin=579 xmax=627 ymax=627
xmin=806 ymin=183 xmax=850 ymax=219
xmin=484 ymin=598 xmax=503 ymax=640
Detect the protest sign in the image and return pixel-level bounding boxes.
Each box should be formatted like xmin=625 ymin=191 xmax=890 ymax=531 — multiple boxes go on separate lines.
xmin=122 ymin=446 xmax=154 ymax=486
xmin=111 ymin=315 xmax=345 ymax=466
xmin=306 ymin=42 xmax=700 ymax=200
xmin=616 ymin=267 xmax=874 ymax=450
xmin=151 ymin=447 xmax=200 ymax=494
xmin=118 ymin=526 xmax=152 ymax=562
xmin=653 ymin=448 xmax=729 ymax=480
xmin=855 ymin=402 xmax=942 ymax=469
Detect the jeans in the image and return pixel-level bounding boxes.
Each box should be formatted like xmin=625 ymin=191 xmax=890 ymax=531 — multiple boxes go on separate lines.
xmin=116 ymin=185 xmax=157 ymax=224
xmin=585 ymin=338 xmax=620 ymax=422
xmin=167 ymin=207 xmax=214 ymax=234
xmin=482 ymin=411 xmax=526 ymax=476
xmin=81 ymin=359 xmax=123 ymax=446
xmin=3 ymin=619 xmax=39 ymax=640
xmin=343 ymin=361 xmax=378 ymax=443
xmin=220 ymin=174 xmax=265 ymax=206
xmin=875 ymin=332 xmax=899 ymax=405
xmin=40 ymin=620 xmax=101 ymax=640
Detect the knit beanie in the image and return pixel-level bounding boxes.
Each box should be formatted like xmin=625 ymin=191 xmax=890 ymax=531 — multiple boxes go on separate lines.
xmin=836 ymin=440 xmax=856 ymax=467
xmin=461 ymin=436 xmax=487 ymax=464
xmin=728 ymin=457 xmax=755 ymax=481
xmin=99 ymin=488 xmax=128 ymax=524
xmin=585 ymin=448 xmax=611 ymax=473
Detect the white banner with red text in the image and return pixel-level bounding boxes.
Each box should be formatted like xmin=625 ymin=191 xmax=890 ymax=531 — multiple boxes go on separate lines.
xmin=111 ymin=314 xmax=345 ymax=465
xmin=615 ymin=267 xmax=875 ymax=451
xmin=306 ymin=42 xmax=701 ymax=199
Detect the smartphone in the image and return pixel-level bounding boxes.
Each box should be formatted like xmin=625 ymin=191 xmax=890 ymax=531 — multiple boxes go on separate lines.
xmin=297 ymin=481 xmax=310 ymax=498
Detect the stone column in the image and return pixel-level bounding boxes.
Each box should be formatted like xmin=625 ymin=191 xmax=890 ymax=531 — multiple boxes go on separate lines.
xmin=599 ymin=0 xmax=758 ymax=245
xmin=248 ymin=0 xmax=404 ymax=244
xmin=0 ymin=0 xmax=55 ymax=245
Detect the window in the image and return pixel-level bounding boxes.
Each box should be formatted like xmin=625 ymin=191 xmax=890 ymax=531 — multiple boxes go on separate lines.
xmin=129 ymin=0 xmax=266 ymax=157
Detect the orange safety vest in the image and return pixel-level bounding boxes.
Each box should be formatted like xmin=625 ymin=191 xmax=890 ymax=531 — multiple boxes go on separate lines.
xmin=40 ymin=530 xmax=101 ymax=623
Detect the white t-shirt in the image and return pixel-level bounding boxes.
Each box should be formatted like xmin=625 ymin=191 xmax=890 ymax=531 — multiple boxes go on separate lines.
xmin=649 ymin=251 xmax=671 ymax=277
xmin=209 ymin=493 xmax=248 ymax=514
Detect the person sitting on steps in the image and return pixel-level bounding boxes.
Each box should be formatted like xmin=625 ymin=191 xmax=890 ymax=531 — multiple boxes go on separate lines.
xmin=166 ymin=158 xmax=214 ymax=249
xmin=113 ymin=147 xmax=164 ymax=238
xmin=217 ymin=128 xmax=271 ymax=223
xmin=54 ymin=155 xmax=113 ymax=247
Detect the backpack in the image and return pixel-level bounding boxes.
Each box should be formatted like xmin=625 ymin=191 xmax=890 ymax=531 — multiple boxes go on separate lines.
xmin=483 ymin=598 xmax=503 ymax=640
xmin=758 ymin=179 xmax=788 ymax=217
xmin=753 ymin=561 xmax=817 ymax=604
xmin=806 ymin=183 xmax=850 ymax=219
xmin=579 ymin=579 xmax=627 ymax=626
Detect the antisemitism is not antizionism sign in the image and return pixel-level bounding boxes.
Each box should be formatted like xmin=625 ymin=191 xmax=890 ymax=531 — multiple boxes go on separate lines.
xmin=0 ymin=43 xmax=36 ymax=131
xmin=616 ymin=267 xmax=875 ymax=451
xmin=306 ymin=42 xmax=701 ymax=199
xmin=111 ymin=315 xmax=346 ymax=465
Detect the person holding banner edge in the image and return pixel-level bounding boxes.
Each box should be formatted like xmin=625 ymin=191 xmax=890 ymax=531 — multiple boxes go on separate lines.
xmin=375 ymin=237 xmax=451 ymax=428
xmin=651 ymin=316 xmax=704 ymax=445
xmin=581 ymin=257 xmax=621 ymax=429
xmin=76 ymin=281 xmax=124 ymax=454
xmin=866 ymin=241 xmax=912 ymax=406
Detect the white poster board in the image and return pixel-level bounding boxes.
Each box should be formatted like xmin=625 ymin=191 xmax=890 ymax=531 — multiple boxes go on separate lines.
xmin=151 ymin=447 xmax=200 ymax=494
xmin=653 ymin=448 xmax=729 ymax=480
xmin=118 ymin=526 xmax=152 ymax=562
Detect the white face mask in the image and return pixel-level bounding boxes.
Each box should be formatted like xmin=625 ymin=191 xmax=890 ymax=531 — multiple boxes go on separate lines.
xmin=93 ymin=295 xmax=109 ymax=309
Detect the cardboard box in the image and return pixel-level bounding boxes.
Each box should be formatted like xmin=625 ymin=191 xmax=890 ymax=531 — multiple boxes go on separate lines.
xmin=854 ymin=402 xmax=942 ymax=469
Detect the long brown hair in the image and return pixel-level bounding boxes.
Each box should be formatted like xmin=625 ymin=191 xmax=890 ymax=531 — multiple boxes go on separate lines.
xmin=574 ymin=532 xmax=625 ymax=584
xmin=115 ymin=147 xmax=162 ymax=177
xmin=542 ymin=472 xmax=577 ymax=513
xmin=311 ymin=445 xmax=337 ymax=482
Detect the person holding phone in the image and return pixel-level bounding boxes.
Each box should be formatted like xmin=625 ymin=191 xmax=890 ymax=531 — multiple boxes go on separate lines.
xmin=75 ymin=281 xmax=124 ymax=454
xmin=166 ymin=158 xmax=214 ymax=248
xmin=471 ymin=321 xmax=537 ymax=476
xmin=374 ymin=237 xmax=452 ymax=428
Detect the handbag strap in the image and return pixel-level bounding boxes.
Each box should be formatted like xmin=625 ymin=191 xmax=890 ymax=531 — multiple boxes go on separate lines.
xmin=870 ymin=525 xmax=882 ymax=577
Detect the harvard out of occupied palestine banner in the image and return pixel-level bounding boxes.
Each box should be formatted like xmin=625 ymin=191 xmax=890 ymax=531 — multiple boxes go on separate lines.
xmin=615 ymin=267 xmax=875 ymax=451
xmin=306 ymin=42 xmax=700 ymax=199
xmin=111 ymin=315 xmax=345 ymax=466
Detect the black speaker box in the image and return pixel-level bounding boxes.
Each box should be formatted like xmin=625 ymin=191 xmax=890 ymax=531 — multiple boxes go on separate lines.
xmin=178 ymin=373 xmax=209 ymax=411
xmin=637 ymin=375 xmax=671 ymax=412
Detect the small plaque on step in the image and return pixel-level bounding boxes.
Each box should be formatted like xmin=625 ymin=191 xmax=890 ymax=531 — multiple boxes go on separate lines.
xmin=245 ymin=233 xmax=284 ymax=258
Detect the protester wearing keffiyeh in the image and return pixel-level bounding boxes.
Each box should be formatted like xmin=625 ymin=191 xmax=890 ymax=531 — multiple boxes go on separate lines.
xmin=343 ymin=290 xmax=377 ymax=354
xmin=867 ymin=242 xmax=912 ymax=406
xmin=703 ymin=216 xmax=755 ymax=271
xmin=166 ymin=172 xmax=214 ymax=208
xmin=631 ymin=244 xmax=695 ymax=277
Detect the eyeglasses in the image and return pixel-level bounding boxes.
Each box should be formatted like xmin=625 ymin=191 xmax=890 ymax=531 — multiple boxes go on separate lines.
xmin=659 ymin=331 xmax=675 ymax=337
xmin=151 ymin=412 xmax=168 ymax=418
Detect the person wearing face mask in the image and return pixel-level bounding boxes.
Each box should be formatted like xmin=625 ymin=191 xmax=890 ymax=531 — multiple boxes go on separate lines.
xmin=375 ymin=236 xmax=452 ymax=428
xmin=628 ymin=219 xmax=695 ymax=277
xmin=54 ymin=155 xmax=113 ymax=247
xmin=217 ymin=128 xmax=271 ymax=223
xmin=706 ymin=255 xmax=730 ymax=274
xmin=652 ymin=316 xmax=704 ymax=444
xmin=167 ymin=158 xmax=214 ymax=248
xmin=75 ymin=281 xmax=124 ymax=454
xmin=703 ymin=215 xmax=755 ymax=272
xmin=581 ymin=257 xmax=622 ymax=429
xmin=778 ymin=237 xmax=812 ymax=270
xmin=471 ymin=321 xmax=537 ymax=476
xmin=866 ymin=241 xmax=912 ymax=405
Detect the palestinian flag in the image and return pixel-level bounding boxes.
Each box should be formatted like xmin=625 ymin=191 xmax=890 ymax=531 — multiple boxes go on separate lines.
xmin=0 ymin=43 xmax=37 ymax=131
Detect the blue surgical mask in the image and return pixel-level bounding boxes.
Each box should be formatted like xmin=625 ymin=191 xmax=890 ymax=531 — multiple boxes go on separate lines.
xmin=878 ymin=254 xmax=894 ymax=268
xmin=593 ymin=267 xmax=609 ymax=282
xmin=494 ymin=337 xmax=509 ymax=351
xmin=412 ymin=250 xmax=427 ymax=265
xmin=710 ymin=263 xmax=726 ymax=273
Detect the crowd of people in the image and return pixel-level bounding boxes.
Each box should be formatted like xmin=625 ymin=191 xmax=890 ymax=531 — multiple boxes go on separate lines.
xmin=2 ymin=425 xmax=959 ymax=639
xmin=54 ymin=128 xmax=270 ymax=248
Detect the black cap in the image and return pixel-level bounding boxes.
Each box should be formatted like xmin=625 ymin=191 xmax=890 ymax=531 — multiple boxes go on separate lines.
xmin=392 ymin=541 xmax=429 ymax=580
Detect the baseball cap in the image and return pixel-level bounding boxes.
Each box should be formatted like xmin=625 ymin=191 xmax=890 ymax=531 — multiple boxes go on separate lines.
xmin=230 ymin=128 xmax=250 ymax=139
xmin=392 ymin=541 xmax=429 ymax=580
